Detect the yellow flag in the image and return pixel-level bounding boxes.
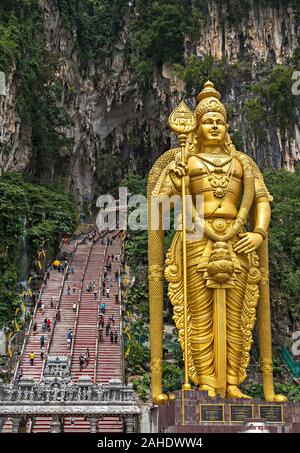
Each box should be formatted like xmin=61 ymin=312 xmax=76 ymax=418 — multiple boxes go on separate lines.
xmin=7 ymin=332 xmax=13 ymax=358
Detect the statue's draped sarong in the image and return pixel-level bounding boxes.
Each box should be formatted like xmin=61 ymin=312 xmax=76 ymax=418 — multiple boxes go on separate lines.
xmin=165 ymin=229 xmax=261 ymax=395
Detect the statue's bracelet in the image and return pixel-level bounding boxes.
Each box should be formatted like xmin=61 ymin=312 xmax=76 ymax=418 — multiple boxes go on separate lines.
xmin=253 ymin=227 xmax=267 ymax=240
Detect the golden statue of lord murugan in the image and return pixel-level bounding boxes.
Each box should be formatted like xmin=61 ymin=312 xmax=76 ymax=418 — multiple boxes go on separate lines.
xmin=148 ymin=81 xmax=287 ymax=404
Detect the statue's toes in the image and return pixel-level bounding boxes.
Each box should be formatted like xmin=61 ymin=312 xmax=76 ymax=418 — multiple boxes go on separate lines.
xmin=241 ymin=393 xmax=252 ymax=399
xmin=208 ymin=390 xmax=217 ymax=398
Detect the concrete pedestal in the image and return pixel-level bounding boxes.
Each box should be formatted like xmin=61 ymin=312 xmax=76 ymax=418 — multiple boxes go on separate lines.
xmin=156 ymin=389 xmax=300 ymax=433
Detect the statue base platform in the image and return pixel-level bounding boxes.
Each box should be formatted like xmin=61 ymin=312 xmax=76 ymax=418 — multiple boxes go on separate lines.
xmin=155 ymin=389 xmax=300 ymax=433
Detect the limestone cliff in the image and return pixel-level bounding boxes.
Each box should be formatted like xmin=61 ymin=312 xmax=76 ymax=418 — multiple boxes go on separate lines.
xmin=0 ymin=0 xmax=300 ymax=206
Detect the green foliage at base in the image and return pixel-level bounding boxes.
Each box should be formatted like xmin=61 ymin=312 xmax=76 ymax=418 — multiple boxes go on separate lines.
xmin=264 ymin=167 xmax=300 ymax=320
xmin=125 ymin=284 xmax=149 ymax=321
xmin=121 ymin=175 xmax=147 ymax=272
xmin=241 ymin=380 xmax=300 ymax=402
xmin=163 ymin=364 xmax=184 ymax=394
xmin=127 ymin=339 xmax=150 ymax=375
xmin=131 ymin=373 xmax=151 ymax=401
xmin=0 ymin=172 xmax=77 ymax=327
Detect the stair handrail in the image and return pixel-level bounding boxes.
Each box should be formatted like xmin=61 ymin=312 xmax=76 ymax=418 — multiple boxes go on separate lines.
xmin=93 ymin=239 xmax=108 ymax=383
xmin=39 ymin=241 xmax=78 ymax=381
xmin=70 ymin=239 xmax=94 ymax=365
xmin=118 ymin=245 xmax=125 ymax=386
xmin=94 ymin=234 xmax=122 ymax=384
xmin=13 ymin=239 xmax=79 ymax=384
xmin=282 ymin=345 xmax=300 ymax=378
xmin=12 ymin=275 xmax=46 ymax=383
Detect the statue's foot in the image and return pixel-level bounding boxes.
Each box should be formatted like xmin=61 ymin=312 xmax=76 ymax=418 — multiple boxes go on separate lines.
xmin=226 ymin=385 xmax=252 ymax=399
xmin=199 ymin=384 xmax=217 ymax=398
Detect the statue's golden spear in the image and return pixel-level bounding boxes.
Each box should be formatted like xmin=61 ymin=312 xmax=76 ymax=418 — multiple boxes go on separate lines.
xmin=169 ymin=102 xmax=197 ymax=395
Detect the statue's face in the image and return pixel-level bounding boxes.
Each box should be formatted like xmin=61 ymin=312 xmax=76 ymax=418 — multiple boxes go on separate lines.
xmin=197 ymin=112 xmax=226 ymax=146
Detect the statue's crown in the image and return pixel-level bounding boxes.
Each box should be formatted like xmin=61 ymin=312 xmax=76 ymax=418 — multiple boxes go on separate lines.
xmin=195 ymin=80 xmax=227 ymax=121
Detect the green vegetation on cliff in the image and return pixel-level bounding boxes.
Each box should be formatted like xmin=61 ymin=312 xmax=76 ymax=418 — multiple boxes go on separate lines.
xmin=0 ymin=172 xmax=77 ymax=327
xmin=265 ymin=167 xmax=300 ymax=320
xmin=244 ymin=65 xmax=296 ymax=142
xmin=0 ymin=1 xmax=74 ymax=183
xmin=1 ymin=1 xmax=299 ymax=192
xmin=57 ymin=0 xmax=124 ymax=68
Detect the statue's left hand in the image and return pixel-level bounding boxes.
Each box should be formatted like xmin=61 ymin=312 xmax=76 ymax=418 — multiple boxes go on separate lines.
xmin=233 ymin=232 xmax=263 ymax=254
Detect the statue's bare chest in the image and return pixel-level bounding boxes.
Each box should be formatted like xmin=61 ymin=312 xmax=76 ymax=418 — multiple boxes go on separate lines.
xmin=188 ymin=155 xmax=243 ymax=198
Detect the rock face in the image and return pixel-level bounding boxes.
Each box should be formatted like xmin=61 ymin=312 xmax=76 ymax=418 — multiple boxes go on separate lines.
xmin=0 ymin=67 xmax=31 ymax=175
xmin=0 ymin=0 xmax=300 ymax=203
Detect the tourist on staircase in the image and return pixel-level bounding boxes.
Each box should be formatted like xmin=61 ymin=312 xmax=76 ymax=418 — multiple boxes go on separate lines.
xmin=79 ymin=354 xmax=85 ymax=371
xmin=106 ymin=321 xmax=111 ymax=337
xmin=114 ymin=331 xmax=118 ymax=344
xmin=40 ymin=335 xmax=46 ymax=348
xmin=40 ymin=346 xmax=45 ymax=361
xmin=17 ymin=368 xmax=23 ymax=384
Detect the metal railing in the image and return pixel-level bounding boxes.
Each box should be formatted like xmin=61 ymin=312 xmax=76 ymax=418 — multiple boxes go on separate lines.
xmin=93 ymin=242 xmax=107 ymax=384
xmin=93 ymin=230 xmax=116 ymax=383
xmin=282 ymin=345 xmax=300 ymax=378
xmin=13 ymin=285 xmax=44 ymax=384
xmin=39 ymin=241 xmax=79 ymax=381
xmin=70 ymin=240 xmax=94 ymax=365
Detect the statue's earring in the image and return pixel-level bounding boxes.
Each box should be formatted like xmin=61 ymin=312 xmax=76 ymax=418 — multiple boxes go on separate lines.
xmin=224 ymin=131 xmax=232 ymax=155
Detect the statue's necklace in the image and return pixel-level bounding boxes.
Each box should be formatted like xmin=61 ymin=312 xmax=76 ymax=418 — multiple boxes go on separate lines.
xmin=198 ymin=156 xmax=235 ymax=198
xmin=200 ymin=155 xmax=233 ymax=168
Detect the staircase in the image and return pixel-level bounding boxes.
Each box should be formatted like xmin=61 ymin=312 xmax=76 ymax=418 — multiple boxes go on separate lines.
xmin=97 ymin=234 xmax=123 ymax=433
xmin=49 ymin=244 xmax=90 ymax=356
xmin=3 ymin=232 xmax=126 ymax=433
xmin=63 ymin=239 xmax=105 ymax=433
xmin=32 ymin=242 xmax=90 ymax=433
xmin=2 ymin=240 xmax=77 ymax=433
xmin=19 ymin=272 xmax=64 ymax=382
xmin=70 ymin=240 xmax=104 ymax=382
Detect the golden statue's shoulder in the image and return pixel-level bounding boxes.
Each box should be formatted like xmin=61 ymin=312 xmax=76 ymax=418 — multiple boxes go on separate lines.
xmin=234 ymin=150 xmax=273 ymax=202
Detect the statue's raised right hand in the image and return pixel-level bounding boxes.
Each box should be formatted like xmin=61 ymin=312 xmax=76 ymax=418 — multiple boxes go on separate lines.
xmin=169 ymin=162 xmax=189 ymax=193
